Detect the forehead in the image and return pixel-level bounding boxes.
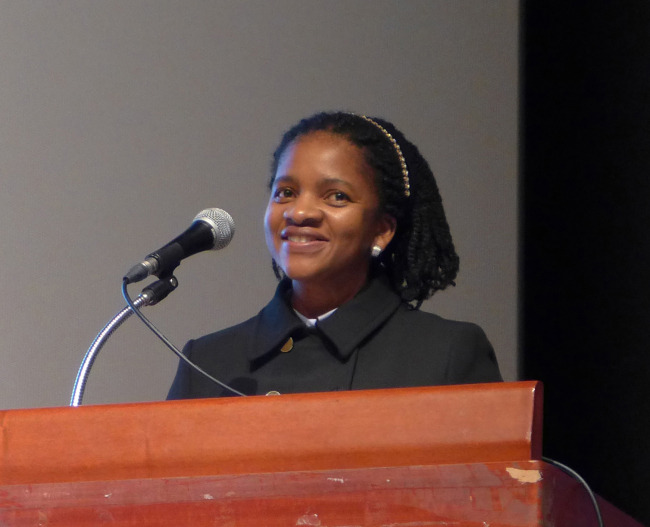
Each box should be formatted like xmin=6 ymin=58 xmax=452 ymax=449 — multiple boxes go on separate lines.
xmin=275 ymin=132 xmax=374 ymax=185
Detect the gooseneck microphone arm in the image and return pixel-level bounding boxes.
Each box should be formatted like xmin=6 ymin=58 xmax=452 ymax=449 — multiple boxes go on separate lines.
xmin=70 ymin=276 xmax=179 ymax=407
xmin=72 ymin=208 xmax=242 ymax=405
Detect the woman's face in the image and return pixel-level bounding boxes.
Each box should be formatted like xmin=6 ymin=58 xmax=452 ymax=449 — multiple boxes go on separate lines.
xmin=264 ymin=131 xmax=395 ymax=292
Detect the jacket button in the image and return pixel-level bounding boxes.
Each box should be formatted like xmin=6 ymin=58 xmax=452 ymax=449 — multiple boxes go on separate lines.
xmin=280 ymin=337 xmax=294 ymax=353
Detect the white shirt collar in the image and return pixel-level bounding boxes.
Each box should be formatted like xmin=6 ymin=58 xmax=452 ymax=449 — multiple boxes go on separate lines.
xmin=293 ymin=307 xmax=337 ymax=327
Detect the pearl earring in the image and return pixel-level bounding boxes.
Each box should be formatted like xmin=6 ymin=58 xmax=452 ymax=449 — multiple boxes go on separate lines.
xmin=371 ymin=245 xmax=382 ymax=257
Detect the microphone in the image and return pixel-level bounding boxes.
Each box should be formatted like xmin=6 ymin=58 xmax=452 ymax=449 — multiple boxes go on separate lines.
xmin=124 ymin=208 xmax=235 ymax=284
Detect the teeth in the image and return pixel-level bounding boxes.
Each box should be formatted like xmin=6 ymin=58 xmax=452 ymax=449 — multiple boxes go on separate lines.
xmin=288 ymin=235 xmax=314 ymax=243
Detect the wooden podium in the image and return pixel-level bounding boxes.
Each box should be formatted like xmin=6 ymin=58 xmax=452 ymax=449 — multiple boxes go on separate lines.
xmin=0 ymin=382 xmax=642 ymax=526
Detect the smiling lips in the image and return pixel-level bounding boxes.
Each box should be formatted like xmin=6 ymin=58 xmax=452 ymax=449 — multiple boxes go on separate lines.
xmin=280 ymin=228 xmax=328 ymax=247
xmin=287 ymin=235 xmax=317 ymax=243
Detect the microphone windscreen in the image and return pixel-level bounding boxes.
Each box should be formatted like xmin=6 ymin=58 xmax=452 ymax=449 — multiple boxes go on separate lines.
xmin=194 ymin=208 xmax=235 ymax=250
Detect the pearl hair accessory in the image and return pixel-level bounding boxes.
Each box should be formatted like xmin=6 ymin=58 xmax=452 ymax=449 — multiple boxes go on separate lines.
xmin=356 ymin=114 xmax=411 ymax=198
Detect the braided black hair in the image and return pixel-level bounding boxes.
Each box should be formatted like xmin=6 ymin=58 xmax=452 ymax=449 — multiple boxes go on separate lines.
xmin=269 ymin=111 xmax=459 ymax=309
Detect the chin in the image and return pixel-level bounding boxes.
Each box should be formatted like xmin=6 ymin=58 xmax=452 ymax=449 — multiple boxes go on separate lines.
xmin=277 ymin=256 xmax=322 ymax=280
xmin=282 ymin=268 xmax=324 ymax=283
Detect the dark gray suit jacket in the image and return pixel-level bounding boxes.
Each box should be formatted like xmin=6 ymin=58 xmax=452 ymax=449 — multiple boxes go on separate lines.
xmin=167 ymin=274 xmax=502 ymax=399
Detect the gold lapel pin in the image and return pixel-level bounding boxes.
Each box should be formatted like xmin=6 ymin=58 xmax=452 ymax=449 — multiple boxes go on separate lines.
xmin=280 ymin=337 xmax=294 ymax=353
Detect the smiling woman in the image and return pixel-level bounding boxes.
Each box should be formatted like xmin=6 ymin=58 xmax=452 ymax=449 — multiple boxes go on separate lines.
xmin=167 ymin=112 xmax=502 ymax=398
xmin=265 ymin=132 xmax=396 ymax=318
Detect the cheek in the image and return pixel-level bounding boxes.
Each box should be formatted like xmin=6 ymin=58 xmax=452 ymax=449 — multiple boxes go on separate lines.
xmin=264 ymin=199 xmax=281 ymax=228
xmin=355 ymin=210 xmax=383 ymax=245
xmin=263 ymin=204 xmax=278 ymax=249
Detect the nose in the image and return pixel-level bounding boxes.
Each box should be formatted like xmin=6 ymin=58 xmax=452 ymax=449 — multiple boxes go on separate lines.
xmin=283 ymin=193 xmax=324 ymax=225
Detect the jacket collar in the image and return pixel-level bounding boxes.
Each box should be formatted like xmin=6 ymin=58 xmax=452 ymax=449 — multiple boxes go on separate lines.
xmin=246 ymin=274 xmax=402 ymax=363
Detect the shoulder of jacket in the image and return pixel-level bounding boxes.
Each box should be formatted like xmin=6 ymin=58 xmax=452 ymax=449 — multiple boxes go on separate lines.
xmin=188 ymin=312 xmax=261 ymax=353
xmin=393 ymin=305 xmax=485 ymax=334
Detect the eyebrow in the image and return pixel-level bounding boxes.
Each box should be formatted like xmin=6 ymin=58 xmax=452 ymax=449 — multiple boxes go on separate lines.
xmin=273 ymin=174 xmax=353 ymax=189
xmin=319 ymin=177 xmax=355 ymax=191
xmin=272 ymin=175 xmax=296 ymax=186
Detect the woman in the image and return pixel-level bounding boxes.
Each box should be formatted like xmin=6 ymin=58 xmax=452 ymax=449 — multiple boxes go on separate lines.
xmin=167 ymin=111 xmax=502 ymax=398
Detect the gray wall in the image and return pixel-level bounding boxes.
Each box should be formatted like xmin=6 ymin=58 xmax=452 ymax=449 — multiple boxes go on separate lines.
xmin=0 ymin=1 xmax=519 ymax=409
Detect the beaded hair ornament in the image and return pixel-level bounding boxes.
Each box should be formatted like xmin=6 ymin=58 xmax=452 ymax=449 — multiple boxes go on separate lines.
xmin=355 ymin=114 xmax=411 ymax=198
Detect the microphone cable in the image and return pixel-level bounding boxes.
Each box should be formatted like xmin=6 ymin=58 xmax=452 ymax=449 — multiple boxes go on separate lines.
xmin=122 ymin=278 xmax=246 ymax=397
xmin=542 ymin=456 xmax=604 ymax=527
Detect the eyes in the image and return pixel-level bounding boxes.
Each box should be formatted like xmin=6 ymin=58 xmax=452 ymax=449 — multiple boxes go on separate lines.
xmin=272 ymin=187 xmax=295 ymax=201
xmin=272 ymin=186 xmax=351 ymax=206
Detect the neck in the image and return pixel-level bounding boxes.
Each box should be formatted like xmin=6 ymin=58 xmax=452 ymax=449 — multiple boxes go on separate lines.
xmin=291 ymin=273 xmax=369 ymax=319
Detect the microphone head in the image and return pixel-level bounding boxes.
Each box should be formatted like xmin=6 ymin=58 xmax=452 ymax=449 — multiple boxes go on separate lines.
xmin=194 ymin=208 xmax=235 ymax=250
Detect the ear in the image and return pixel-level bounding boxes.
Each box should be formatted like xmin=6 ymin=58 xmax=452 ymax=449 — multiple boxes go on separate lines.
xmin=373 ymin=213 xmax=397 ymax=251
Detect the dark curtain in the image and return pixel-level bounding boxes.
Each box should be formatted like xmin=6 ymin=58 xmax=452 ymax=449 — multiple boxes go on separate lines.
xmin=521 ymin=2 xmax=650 ymax=524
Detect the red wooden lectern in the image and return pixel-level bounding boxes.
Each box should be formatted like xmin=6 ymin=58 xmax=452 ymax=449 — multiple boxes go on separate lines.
xmin=0 ymin=382 xmax=641 ymax=526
